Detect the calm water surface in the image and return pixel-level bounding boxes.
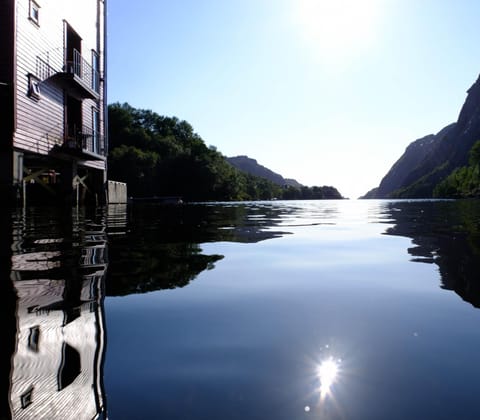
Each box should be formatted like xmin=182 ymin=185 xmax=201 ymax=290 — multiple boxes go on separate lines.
xmin=3 ymin=199 xmax=480 ymax=419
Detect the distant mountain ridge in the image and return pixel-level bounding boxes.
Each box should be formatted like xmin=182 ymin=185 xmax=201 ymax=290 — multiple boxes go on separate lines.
xmin=363 ymin=73 xmax=480 ymax=198
xmin=226 ymin=156 xmax=302 ymax=188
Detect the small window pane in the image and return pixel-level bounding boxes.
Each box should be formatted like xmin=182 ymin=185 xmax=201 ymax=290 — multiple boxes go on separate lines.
xmin=91 ymin=51 xmax=100 ymax=92
xmin=28 ymin=74 xmax=41 ymax=99
xmin=21 ymin=387 xmax=34 ymax=409
xmin=92 ymin=108 xmax=100 ymax=154
xmin=29 ymin=1 xmax=40 ymax=25
xmin=28 ymin=326 xmax=40 ymax=352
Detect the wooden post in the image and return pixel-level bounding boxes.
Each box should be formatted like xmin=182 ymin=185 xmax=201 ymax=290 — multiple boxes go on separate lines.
xmin=22 ymin=179 xmax=26 ymax=208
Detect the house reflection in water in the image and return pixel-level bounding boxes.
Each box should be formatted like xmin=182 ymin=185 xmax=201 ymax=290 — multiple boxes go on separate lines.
xmin=7 ymin=213 xmax=108 ymax=420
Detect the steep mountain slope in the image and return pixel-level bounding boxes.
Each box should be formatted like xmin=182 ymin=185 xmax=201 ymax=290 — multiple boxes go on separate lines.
xmin=363 ymin=73 xmax=480 ymax=198
xmin=227 ymin=156 xmax=302 ymax=187
xmin=363 ymin=124 xmax=456 ymax=198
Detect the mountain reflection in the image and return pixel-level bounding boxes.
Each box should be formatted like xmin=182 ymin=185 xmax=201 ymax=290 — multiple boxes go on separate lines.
xmin=380 ymin=200 xmax=480 ymax=308
xmin=2 ymin=207 xmax=108 ymax=420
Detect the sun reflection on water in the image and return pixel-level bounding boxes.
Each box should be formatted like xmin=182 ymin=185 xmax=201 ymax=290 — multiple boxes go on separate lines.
xmin=304 ymin=354 xmax=343 ymax=416
xmin=317 ymin=357 xmax=340 ymax=398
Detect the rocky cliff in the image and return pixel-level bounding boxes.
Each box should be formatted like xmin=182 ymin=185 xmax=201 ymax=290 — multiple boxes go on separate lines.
xmin=227 ymin=156 xmax=302 ymax=188
xmin=363 ymin=73 xmax=480 ymax=198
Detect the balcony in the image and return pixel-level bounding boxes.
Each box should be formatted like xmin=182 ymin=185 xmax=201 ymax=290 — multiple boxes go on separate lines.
xmin=37 ymin=49 xmax=100 ymax=100
xmin=52 ymin=128 xmax=105 ymax=161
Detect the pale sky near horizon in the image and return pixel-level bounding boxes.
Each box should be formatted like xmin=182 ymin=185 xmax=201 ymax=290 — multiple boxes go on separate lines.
xmin=107 ymin=0 xmax=480 ymax=199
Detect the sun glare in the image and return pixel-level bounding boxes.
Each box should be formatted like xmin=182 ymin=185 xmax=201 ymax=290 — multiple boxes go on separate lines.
xmin=317 ymin=357 xmax=339 ymax=397
xmin=294 ymin=0 xmax=382 ymax=59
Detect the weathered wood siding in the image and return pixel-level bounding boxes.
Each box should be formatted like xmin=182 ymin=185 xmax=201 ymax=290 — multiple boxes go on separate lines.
xmin=14 ymin=0 xmax=106 ymax=171
xmin=0 ymin=0 xmax=15 ymax=142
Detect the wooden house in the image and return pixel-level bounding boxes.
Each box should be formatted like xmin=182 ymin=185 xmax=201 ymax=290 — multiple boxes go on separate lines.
xmin=0 ymin=0 xmax=108 ymax=205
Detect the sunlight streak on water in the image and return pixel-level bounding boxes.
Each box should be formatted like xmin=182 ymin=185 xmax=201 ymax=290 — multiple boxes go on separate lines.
xmin=317 ymin=357 xmax=340 ymax=398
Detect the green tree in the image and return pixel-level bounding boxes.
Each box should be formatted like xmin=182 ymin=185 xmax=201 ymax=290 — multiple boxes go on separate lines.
xmin=109 ymin=145 xmax=159 ymax=197
xmin=107 ymin=102 xmax=343 ymax=202
xmin=107 ymin=103 xmax=284 ymax=201
xmin=434 ymin=140 xmax=480 ymax=198
xmin=469 ymin=140 xmax=480 ymax=166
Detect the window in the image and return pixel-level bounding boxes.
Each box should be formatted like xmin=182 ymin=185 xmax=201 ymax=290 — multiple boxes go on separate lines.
xmin=92 ymin=107 xmax=100 ymax=154
xmin=28 ymin=74 xmax=41 ymax=99
xmin=21 ymin=387 xmax=34 ymax=409
xmin=91 ymin=50 xmax=100 ymax=92
xmin=28 ymin=326 xmax=40 ymax=352
xmin=29 ymin=0 xmax=40 ymax=26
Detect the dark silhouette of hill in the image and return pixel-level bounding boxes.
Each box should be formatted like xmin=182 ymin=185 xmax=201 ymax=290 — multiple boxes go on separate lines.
xmin=363 ymin=73 xmax=480 ymax=198
xmin=227 ymin=156 xmax=302 ymax=188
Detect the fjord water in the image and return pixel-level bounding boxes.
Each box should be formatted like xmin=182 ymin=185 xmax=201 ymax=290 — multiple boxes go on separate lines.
xmin=3 ymin=200 xmax=480 ymax=419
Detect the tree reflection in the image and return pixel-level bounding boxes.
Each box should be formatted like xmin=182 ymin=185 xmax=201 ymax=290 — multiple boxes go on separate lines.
xmin=0 ymin=201 xmax=336 ymax=418
xmin=106 ymin=242 xmax=224 ymax=296
xmin=106 ymin=203 xmax=294 ymax=296
xmin=380 ymin=200 xmax=480 ymax=308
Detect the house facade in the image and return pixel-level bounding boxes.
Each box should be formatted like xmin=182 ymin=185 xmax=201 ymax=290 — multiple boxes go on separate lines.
xmin=0 ymin=0 xmax=108 ymax=205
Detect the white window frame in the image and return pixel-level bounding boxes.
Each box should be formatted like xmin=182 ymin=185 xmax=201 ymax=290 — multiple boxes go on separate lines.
xmin=29 ymin=0 xmax=40 ymax=26
xmin=91 ymin=50 xmax=100 ymax=92
xmin=20 ymin=387 xmax=34 ymax=409
xmin=28 ymin=74 xmax=41 ymax=99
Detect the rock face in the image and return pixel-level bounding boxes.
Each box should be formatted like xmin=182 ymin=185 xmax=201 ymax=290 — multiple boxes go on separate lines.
xmin=284 ymin=178 xmax=303 ymax=188
xmin=363 ymin=73 xmax=480 ymax=198
xmin=226 ymin=156 xmax=302 ymax=187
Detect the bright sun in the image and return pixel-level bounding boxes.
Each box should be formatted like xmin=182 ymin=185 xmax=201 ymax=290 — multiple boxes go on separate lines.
xmin=294 ymin=0 xmax=382 ymax=59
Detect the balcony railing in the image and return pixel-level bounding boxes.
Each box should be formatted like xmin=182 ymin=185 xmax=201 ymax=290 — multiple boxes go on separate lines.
xmin=36 ymin=55 xmax=55 ymax=81
xmin=63 ymin=127 xmax=105 ymax=160
xmin=36 ymin=48 xmax=100 ymax=99
xmin=66 ymin=49 xmax=100 ymax=94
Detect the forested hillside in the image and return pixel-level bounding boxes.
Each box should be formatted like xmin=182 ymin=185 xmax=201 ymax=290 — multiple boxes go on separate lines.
xmin=433 ymin=140 xmax=480 ymax=198
xmin=108 ymin=103 xmax=343 ymax=201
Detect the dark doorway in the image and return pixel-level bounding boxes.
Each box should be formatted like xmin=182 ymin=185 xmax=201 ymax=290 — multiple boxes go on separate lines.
xmin=66 ymin=95 xmax=82 ymax=141
xmin=65 ymin=23 xmax=82 ymax=76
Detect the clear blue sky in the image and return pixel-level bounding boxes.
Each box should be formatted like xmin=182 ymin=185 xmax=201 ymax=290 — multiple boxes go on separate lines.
xmin=107 ymin=0 xmax=480 ymax=199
